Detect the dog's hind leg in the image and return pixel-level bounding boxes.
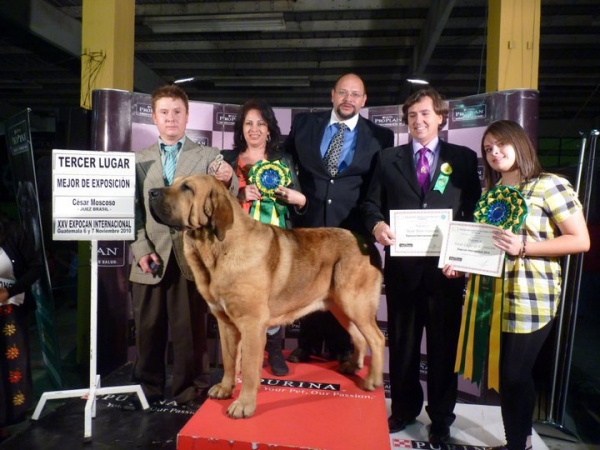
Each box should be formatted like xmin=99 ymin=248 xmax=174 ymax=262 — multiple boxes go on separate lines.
xmin=329 ymin=305 xmax=365 ymax=374
xmin=344 ymin=294 xmax=385 ymax=391
xmin=208 ymin=313 xmax=239 ymax=401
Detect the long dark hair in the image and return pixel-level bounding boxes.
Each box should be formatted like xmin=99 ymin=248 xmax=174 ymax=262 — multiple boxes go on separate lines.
xmin=233 ymin=99 xmax=281 ymax=158
xmin=481 ymin=120 xmax=543 ymax=189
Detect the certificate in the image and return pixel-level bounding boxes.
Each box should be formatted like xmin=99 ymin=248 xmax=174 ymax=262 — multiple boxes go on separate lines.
xmin=438 ymin=222 xmax=505 ymax=277
xmin=389 ymin=209 xmax=452 ymax=257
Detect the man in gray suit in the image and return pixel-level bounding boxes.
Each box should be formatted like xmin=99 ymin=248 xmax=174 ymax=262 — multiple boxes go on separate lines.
xmin=129 ymin=85 xmax=237 ymax=411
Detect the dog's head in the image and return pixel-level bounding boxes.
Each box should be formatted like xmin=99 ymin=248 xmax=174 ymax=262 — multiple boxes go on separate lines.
xmin=149 ymin=174 xmax=234 ymax=241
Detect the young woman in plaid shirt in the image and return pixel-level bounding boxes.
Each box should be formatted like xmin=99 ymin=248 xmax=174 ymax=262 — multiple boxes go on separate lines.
xmin=445 ymin=120 xmax=590 ymax=449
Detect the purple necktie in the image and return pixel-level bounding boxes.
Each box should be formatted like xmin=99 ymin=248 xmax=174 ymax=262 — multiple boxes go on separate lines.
xmin=417 ymin=147 xmax=430 ymax=193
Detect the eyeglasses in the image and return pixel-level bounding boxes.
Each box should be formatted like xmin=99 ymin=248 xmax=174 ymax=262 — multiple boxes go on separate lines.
xmin=335 ymin=90 xmax=364 ymax=99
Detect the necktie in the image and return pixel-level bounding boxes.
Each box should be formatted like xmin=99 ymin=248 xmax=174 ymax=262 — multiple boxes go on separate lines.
xmin=162 ymin=142 xmax=180 ymax=186
xmin=323 ymin=123 xmax=348 ymax=177
xmin=417 ymin=147 xmax=430 ymax=193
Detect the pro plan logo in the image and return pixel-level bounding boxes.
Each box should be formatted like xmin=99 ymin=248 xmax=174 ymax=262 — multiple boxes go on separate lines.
xmin=371 ymin=113 xmax=400 ymax=127
xmin=216 ymin=112 xmax=237 ymax=126
xmin=135 ymin=103 xmax=153 ymax=117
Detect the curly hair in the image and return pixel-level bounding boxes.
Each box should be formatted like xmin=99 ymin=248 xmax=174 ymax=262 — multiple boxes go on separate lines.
xmin=232 ymin=99 xmax=281 ymax=158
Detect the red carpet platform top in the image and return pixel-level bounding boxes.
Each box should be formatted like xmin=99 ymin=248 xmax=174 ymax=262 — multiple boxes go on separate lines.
xmin=178 ymin=356 xmax=389 ymax=450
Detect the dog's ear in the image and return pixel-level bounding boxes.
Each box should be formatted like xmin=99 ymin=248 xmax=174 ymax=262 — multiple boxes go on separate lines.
xmin=191 ymin=183 xmax=211 ymax=228
xmin=204 ymin=186 xmax=234 ymax=241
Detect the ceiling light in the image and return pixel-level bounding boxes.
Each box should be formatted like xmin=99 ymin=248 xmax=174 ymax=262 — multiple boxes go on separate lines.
xmin=145 ymin=13 xmax=286 ymax=34
xmin=407 ymin=78 xmax=429 ymax=85
xmin=174 ymin=77 xmax=195 ymax=84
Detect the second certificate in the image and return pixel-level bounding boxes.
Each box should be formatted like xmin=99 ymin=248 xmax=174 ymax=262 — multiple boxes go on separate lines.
xmin=389 ymin=209 xmax=452 ymax=257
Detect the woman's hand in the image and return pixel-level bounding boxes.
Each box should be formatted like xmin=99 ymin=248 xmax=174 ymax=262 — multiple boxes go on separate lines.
xmin=442 ymin=264 xmax=463 ymax=279
xmin=274 ymin=186 xmax=306 ymax=208
xmin=492 ymin=228 xmax=521 ymax=256
xmin=239 ymin=184 xmax=262 ymax=203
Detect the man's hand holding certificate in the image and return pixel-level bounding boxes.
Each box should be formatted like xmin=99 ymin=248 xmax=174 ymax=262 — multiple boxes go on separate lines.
xmin=438 ymin=222 xmax=505 ymax=277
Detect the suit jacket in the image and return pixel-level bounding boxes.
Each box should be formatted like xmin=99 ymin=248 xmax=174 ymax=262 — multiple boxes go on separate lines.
xmin=283 ymin=110 xmax=394 ymax=234
xmin=361 ymin=141 xmax=482 ymax=289
xmin=129 ymin=137 xmax=238 ymax=284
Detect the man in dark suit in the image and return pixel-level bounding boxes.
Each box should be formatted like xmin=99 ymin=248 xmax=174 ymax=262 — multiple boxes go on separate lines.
xmin=129 ymin=85 xmax=237 ymax=411
xmin=361 ymin=87 xmax=481 ymax=443
xmin=283 ymin=73 xmax=394 ymax=364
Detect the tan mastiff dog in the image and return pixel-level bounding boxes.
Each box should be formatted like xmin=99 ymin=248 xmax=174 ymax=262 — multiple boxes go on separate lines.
xmin=148 ymin=174 xmax=385 ymax=419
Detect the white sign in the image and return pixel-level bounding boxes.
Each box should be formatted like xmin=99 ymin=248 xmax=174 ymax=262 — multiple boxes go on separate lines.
xmin=52 ymin=150 xmax=135 ymax=240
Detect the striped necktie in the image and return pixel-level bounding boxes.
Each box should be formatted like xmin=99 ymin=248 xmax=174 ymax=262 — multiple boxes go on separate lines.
xmin=323 ymin=123 xmax=348 ymax=177
xmin=162 ymin=142 xmax=181 ymax=186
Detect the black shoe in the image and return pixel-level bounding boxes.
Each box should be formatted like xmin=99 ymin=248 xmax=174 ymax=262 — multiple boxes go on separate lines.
xmin=428 ymin=423 xmax=450 ymax=445
xmin=287 ymin=347 xmax=311 ymax=363
xmin=265 ymin=328 xmax=290 ymax=376
xmin=267 ymin=349 xmax=290 ymax=376
xmin=388 ymin=416 xmax=415 ymax=433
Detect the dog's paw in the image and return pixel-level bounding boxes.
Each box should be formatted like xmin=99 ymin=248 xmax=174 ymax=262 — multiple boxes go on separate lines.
xmin=208 ymin=383 xmax=234 ymax=399
xmin=363 ymin=373 xmax=383 ymax=391
xmin=337 ymin=360 xmax=360 ymax=375
xmin=227 ymin=399 xmax=256 ymax=419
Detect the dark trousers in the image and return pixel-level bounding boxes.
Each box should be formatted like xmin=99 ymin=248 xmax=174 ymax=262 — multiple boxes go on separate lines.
xmin=500 ymin=320 xmax=554 ymax=450
xmin=385 ymin=263 xmax=464 ymax=425
xmin=131 ymin=252 xmax=209 ymax=404
xmin=296 ymin=311 xmax=352 ymax=358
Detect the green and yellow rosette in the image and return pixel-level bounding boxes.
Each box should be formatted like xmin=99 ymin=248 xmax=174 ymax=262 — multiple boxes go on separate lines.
xmin=455 ymin=185 xmax=528 ymax=392
xmin=433 ymin=162 xmax=453 ymax=193
xmin=247 ymin=159 xmax=292 ymax=228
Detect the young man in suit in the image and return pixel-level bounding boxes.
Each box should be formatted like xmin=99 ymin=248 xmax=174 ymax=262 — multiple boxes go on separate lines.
xmin=361 ymin=87 xmax=481 ymax=443
xmin=283 ymin=73 xmax=394 ymax=364
xmin=129 ymin=84 xmax=237 ymax=411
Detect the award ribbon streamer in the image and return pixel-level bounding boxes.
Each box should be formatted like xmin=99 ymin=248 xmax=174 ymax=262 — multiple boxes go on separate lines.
xmin=455 ymin=185 xmax=527 ymax=392
xmin=248 ymin=160 xmax=292 ymax=228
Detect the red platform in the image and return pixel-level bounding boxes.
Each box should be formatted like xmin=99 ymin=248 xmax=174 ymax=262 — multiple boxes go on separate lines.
xmin=177 ymin=357 xmax=389 ymax=450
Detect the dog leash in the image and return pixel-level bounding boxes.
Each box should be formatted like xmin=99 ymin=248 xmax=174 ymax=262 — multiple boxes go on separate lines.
xmin=209 ymin=154 xmax=223 ymax=175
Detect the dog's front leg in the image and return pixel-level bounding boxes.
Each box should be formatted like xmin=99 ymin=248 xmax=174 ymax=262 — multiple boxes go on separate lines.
xmin=208 ymin=313 xmax=239 ymax=401
xmin=226 ymin=319 xmax=266 ymax=419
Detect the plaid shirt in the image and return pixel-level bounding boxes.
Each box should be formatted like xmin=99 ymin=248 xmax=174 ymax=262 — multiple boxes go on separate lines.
xmin=501 ymin=173 xmax=582 ymax=333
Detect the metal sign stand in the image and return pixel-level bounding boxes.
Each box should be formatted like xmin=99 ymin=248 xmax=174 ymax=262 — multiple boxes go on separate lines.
xmin=534 ymin=129 xmax=598 ymax=442
xmin=31 ymin=240 xmax=149 ymax=441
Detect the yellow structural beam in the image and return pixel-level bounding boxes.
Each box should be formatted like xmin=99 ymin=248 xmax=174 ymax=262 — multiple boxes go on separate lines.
xmin=486 ymin=0 xmax=541 ymax=92
xmin=80 ymin=0 xmax=135 ymax=109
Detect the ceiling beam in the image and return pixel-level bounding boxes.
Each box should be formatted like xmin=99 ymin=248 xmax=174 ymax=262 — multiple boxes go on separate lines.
xmin=0 ymin=0 xmax=164 ymax=97
xmin=412 ymin=0 xmax=458 ymax=75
